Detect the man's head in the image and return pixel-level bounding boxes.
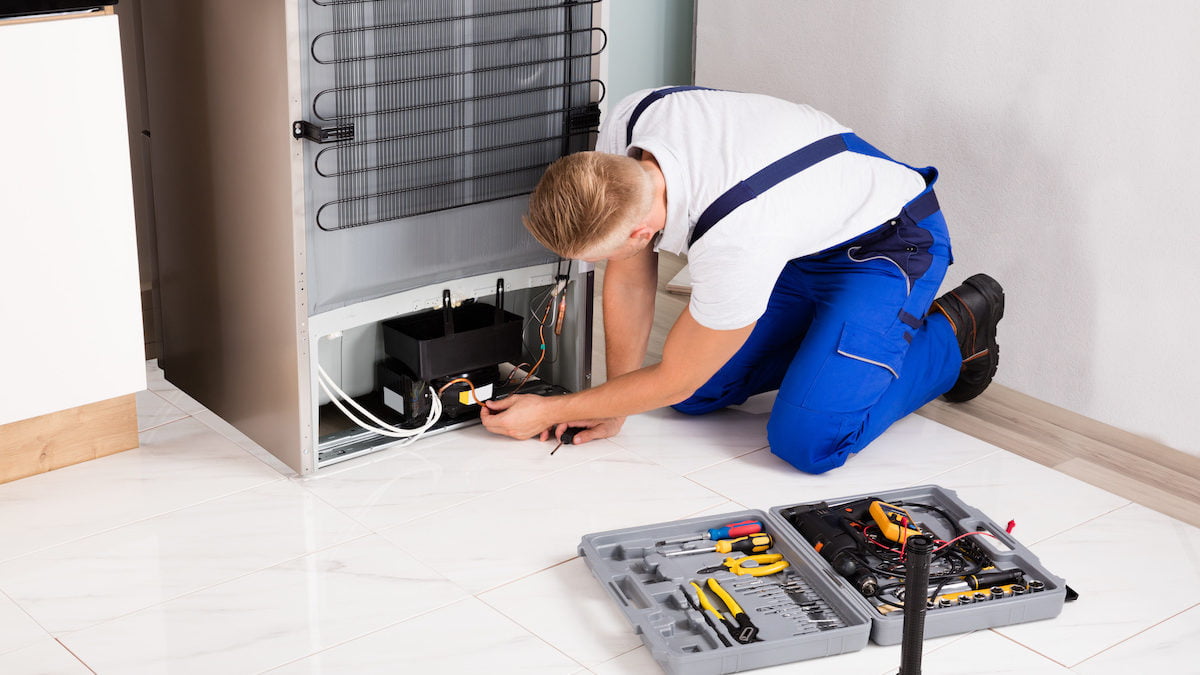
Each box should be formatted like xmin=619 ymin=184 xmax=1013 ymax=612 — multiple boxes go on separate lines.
xmin=524 ymin=151 xmax=662 ymax=261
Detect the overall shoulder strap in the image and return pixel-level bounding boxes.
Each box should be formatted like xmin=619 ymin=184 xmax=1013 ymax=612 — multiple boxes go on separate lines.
xmin=625 ymin=86 xmax=718 ymax=147
xmin=690 ymin=132 xmax=938 ymax=246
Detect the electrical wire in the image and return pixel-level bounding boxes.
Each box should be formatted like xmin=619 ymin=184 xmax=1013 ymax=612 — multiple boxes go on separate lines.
xmin=501 ymin=363 xmax=532 ymax=387
xmin=931 ymin=531 xmax=999 ymax=553
xmin=513 ymin=280 xmax=563 ymax=394
xmin=436 ymin=377 xmax=480 ymax=403
xmin=317 ymin=364 xmax=441 ymax=442
xmin=514 ymin=302 xmax=552 ymax=393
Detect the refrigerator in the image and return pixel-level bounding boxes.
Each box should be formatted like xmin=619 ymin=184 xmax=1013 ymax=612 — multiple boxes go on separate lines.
xmin=138 ymin=0 xmax=605 ymax=474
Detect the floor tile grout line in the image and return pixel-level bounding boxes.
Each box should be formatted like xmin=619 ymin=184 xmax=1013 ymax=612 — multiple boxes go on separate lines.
xmin=473 ymin=592 xmax=593 ymax=671
xmin=907 ymin=449 xmax=1004 ymax=483
xmin=1065 ymin=600 xmax=1200 ymax=669
xmin=379 ymin=484 xmax=732 ymax=599
xmin=669 ymin=443 xmax=772 ymax=478
xmin=138 ymin=386 xmax=189 ymax=412
xmin=981 ymin=627 xmax=1074 ymax=669
xmin=681 ymin=472 xmax=753 ymax=509
xmin=186 ymin=413 xmax=301 ymax=479
xmin=470 ymin=556 xmax=580 ymax=597
xmin=136 ymin=412 xmax=192 ymax=434
xmin=1026 ymin=500 xmax=1134 ymax=546
xmin=53 ymin=637 xmax=98 ymax=675
xmin=286 ymin=482 xmax=384 ymax=535
xmin=0 ymin=473 xmax=288 ymax=566
xmin=0 ymin=588 xmax=55 ymax=657
xmin=249 ymin=595 xmax=482 ymax=675
xmin=1019 ymin=501 xmax=1143 ymax=550
xmin=43 ymin=530 xmax=386 ymax=640
xmin=364 ymin=442 xmax=632 ymax=535
xmin=868 ymin=630 xmax=982 ymax=675
xmin=590 ymin=643 xmax=645 ymax=670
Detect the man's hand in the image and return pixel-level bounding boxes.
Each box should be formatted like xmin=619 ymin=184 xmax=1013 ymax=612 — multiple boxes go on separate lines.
xmin=551 ymin=417 xmax=626 ymax=445
xmin=479 ymin=395 xmax=559 ymax=440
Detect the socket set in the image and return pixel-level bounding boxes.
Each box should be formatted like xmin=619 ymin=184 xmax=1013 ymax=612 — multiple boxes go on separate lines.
xmin=580 ymin=485 xmax=1070 ymax=673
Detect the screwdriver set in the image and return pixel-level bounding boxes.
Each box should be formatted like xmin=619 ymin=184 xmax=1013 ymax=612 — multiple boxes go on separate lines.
xmin=579 ymin=485 xmax=1069 ymax=674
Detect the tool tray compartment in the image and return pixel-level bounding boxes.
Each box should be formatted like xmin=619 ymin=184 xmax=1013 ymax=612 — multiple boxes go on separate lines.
xmin=771 ymin=485 xmax=1067 ymax=646
xmin=578 ymin=509 xmax=873 ymax=675
xmin=580 ymin=486 xmax=1068 ymax=673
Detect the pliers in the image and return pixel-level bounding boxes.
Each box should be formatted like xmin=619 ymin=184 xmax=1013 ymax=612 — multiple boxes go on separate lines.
xmin=698 ymin=553 xmax=790 ymax=577
xmin=689 ymin=578 xmax=761 ymax=644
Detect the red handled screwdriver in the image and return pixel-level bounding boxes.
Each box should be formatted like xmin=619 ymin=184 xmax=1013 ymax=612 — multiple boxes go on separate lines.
xmin=656 ymin=519 xmax=763 ymax=547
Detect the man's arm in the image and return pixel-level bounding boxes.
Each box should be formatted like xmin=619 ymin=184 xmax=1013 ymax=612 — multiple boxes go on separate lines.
xmin=603 ymin=242 xmax=658 ymax=382
xmin=480 ymin=307 xmax=754 ymax=439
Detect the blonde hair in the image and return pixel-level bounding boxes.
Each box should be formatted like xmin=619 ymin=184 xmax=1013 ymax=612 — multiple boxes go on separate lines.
xmin=523 ymin=151 xmax=651 ymax=258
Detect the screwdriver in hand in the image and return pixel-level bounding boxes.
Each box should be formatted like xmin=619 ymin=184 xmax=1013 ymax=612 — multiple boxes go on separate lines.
xmin=550 ymin=427 xmax=584 ymax=455
xmin=656 ymin=519 xmax=764 ymax=547
xmin=664 ymin=533 xmax=774 ymax=557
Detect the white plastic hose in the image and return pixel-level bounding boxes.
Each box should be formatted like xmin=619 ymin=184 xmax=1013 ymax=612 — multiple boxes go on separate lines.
xmin=316 ymin=364 xmax=441 ymax=444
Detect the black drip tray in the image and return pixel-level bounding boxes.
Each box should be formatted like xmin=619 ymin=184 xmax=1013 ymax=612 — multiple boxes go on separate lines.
xmin=382 ymin=301 xmax=523 ymax=381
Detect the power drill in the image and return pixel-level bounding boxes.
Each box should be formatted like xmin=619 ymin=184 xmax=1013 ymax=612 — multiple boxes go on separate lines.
xmin=785 ymin=500 xmax=880 ymax=596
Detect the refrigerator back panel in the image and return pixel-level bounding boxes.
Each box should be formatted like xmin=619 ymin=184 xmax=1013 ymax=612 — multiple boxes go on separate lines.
xmin=298 ymin=0 xmax=604 ymax=313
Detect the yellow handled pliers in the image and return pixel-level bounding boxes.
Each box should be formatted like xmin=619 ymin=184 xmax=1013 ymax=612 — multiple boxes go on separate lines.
xmin=695 ymin=578 xmax=762 ymax=644
xmin=697 ymin=553 xmax=789 ymax=577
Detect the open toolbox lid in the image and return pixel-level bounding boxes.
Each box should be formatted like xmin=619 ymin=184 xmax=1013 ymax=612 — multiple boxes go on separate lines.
xmin=771 ymin=485 xmax=1068 ymax=646
xmin=579 ymin=485 xmax=1069 ymax=674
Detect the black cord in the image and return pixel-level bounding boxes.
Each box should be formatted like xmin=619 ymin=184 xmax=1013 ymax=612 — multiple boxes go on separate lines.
xmin=897 ymin=502 xmax=965 ymax=537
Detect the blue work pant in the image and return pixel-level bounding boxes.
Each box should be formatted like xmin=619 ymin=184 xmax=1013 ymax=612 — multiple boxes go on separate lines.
xmin=673 ymin=207 xmax=961 ymax=474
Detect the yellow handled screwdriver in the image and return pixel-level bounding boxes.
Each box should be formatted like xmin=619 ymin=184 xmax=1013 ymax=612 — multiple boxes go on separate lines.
xmin=665 ymin=533 xmax=774 ymax=557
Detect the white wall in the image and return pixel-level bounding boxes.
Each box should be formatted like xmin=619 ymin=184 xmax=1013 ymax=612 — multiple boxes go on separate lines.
xmin=695 ymin=1 xmax=1200 ymax=455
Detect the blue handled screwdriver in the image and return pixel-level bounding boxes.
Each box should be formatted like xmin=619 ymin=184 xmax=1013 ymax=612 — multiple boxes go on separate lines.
xmin=655 ymin=520 xmax=764 ymax=547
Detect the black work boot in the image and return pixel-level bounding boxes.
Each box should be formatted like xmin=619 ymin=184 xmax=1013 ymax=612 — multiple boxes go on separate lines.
xmin=929 ymin=274 xmax=1005 ymax=403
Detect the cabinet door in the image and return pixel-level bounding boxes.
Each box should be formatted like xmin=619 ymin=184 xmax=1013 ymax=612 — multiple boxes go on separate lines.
xmin=0 ymin=14 xmax=145 ymax=426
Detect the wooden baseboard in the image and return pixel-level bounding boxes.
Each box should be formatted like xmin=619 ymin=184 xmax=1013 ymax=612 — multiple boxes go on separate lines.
xmin=0 ymin=6 xmax=114 ymax=28
xmin=917 ymin=384 xmax=1200 ymax=527
xmin=0 ymin=394 xmax=138 ymax=485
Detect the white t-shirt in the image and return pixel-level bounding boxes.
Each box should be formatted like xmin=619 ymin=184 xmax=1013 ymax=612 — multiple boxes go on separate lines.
xmin=595 ymin=88 xmax=927 ymax=330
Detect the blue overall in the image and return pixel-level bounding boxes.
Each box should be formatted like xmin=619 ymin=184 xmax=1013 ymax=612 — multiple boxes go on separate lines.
xmin=628 ymin=87 xmax=962 ymax=474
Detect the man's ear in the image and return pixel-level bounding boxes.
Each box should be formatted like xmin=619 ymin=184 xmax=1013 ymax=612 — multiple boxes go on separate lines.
xmin=629 ymin=223 xmax=657 ymax=245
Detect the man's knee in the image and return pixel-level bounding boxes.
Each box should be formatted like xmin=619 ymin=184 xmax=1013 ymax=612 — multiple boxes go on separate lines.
xmin=766 ymin=399 xmax=857 ymax=474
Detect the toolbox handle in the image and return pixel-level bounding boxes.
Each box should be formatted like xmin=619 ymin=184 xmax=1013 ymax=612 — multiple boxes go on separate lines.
xmin=441 ymin=290 xmax=454 ymax=336
xmin=609 ymin=581 xmax=632 ymax=607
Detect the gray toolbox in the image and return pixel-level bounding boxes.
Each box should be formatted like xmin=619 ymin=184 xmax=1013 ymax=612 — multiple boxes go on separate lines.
xmin=579 ymin=485 xmax=1068 ymax=674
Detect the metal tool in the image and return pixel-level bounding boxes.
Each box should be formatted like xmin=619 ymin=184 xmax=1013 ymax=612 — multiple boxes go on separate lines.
xmin=691 ymin=578 xmax=761 ymax=644
xmin=664 ymin=533 xmax=774 ymax=557
xmin=697 ymin=553 xmax=789 ymax=577
xmin=549 ymin=426 xmax=584 ymax=455
xmin=656 ymin=520 xmax=764 ymax=547
xmin=680 ymin=583 xmax=731 ymax=648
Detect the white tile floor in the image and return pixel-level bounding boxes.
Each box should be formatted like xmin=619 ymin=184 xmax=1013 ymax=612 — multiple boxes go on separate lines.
xmin=0 ymin=362 xmax=1195 ymax=674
